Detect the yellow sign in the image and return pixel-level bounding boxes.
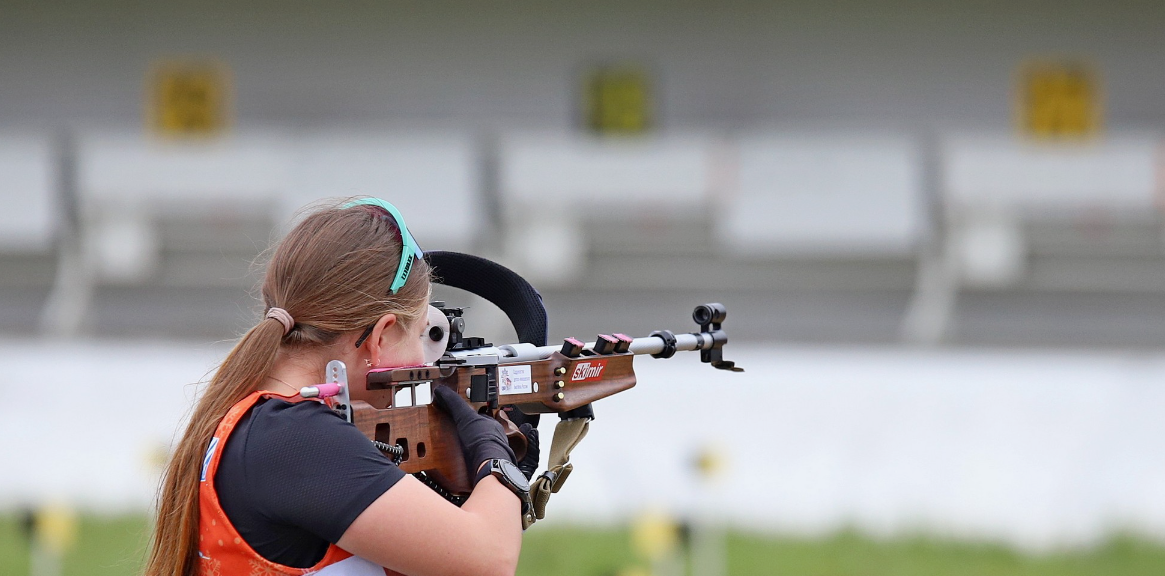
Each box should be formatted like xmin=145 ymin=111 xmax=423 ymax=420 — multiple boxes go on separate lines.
xmin=35 ymin=502 xmax=79 ymax=554
xmin=149 ymin=60 xmax=231 ymax=137
xmin=630 ymin=509 xmax=680 ymax=561
xmin=585 ymin=66 xmax=651 ymax=134
xmin=1017 ymin=60 xmax=1101 ymax=139
xmin=692 ymin=445 xmax=726 ymax=480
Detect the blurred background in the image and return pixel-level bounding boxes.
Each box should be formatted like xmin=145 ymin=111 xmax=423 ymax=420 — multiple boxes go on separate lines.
xmin=4 ymin=0 xmax=1165 ymax=574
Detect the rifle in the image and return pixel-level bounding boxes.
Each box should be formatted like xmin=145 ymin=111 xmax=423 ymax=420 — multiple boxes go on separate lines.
xmin=300 ymin=253 xmax=742 ymax=526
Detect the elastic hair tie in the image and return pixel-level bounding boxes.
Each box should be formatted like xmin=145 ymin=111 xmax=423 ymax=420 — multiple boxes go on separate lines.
xmin=265 ymin=307 xmax=295 ymax=335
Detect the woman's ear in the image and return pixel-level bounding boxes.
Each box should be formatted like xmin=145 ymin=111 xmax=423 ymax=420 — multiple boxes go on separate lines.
xmin=365 ymin=313 xmax=399 ymax=367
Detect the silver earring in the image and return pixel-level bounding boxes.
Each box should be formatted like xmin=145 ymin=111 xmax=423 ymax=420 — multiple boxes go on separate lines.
xmin=365 ymin=358 xmax=373 ymax=368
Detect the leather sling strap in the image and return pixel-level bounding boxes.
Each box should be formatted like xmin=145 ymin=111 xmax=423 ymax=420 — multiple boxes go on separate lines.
xmin=527 ymin=417 xmax=590 ymax=528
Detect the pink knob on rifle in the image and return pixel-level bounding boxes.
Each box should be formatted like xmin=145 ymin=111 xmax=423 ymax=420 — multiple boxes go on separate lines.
xmin=300 ymin=383 xmax=344 ymax=399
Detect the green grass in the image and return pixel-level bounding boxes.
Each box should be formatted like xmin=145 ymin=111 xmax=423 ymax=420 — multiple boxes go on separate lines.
xmin=518 ymin=527 xmax=1165 ymax=576
xmin=4 ymin=515 xmax=1165 ymax=576
xmin=721 ymin=530 xmax=1165 ymax=576
xmin=1 ymin=514 xmax=150 ymax=576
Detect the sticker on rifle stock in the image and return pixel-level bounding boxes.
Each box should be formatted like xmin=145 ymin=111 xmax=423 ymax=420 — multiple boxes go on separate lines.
xmin=571 ymin=359 xmax=608 ymax=382
xmin=498 ymin=365 xmax=533 ymax=395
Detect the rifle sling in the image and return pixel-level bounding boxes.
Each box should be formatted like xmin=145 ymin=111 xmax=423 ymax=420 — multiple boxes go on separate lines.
xmin=527 ymin=417 xmax=590 ymax=528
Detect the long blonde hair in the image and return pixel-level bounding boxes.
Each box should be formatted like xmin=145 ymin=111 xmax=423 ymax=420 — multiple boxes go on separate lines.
xmin=145 ymin=201 xmax=431 ymax=576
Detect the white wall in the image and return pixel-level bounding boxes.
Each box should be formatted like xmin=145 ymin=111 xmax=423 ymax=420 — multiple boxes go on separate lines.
xmin=3 ymin=0 xmax=1165 ymax=132
xmin=7 ymin=338 xmax=1165 ymax=548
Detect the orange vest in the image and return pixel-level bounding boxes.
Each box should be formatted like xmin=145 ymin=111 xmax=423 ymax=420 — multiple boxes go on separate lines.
xmin=197 ymin=390 xmax=394 ymax=576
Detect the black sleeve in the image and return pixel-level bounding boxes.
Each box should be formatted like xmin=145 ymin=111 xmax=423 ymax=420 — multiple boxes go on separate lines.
xmin=216 ymin=398 xmax=405 ymax=556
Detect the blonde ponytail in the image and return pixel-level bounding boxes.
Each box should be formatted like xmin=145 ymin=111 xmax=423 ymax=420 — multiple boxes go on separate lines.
xmin=144 ymin=318 xmax=285 ymax=576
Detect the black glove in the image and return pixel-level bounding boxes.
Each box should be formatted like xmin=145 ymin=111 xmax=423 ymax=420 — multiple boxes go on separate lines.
xmin=432 ymin=386 xmax=516 ymax=480
xmin=516 ymin=423 xmax=540 ymax=480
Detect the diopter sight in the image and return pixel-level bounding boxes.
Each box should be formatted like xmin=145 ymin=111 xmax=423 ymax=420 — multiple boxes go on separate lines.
xmin=693 ymin=302 xmax=743 ymax=372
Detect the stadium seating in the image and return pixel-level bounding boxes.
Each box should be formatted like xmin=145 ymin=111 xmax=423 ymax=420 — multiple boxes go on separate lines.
xmin=0 ymin=133 xmax=58 ymax=254
xmin=36 ymin=130 xmax=483 ymax=335
xmin=902 ymin=133 xmax=1164 ymax=343
xmin=284 ymin=131 xmax=483 ymax=251
xmin=497 ymin=131 xmax=719 ymax=284
xmin=75 ymin=130 xmax=292 ymax=283
xmin=17 ymin=128 xmax=1165 ymax=341
xmin=716 ymin=132 xmax=924 ymax=257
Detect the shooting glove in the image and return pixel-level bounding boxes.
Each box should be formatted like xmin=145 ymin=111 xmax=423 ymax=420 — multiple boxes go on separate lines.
xmin=432 ymin=386 xmax=516 ymax=481
xmin=516 ymin=423 xmax=540 ymax=480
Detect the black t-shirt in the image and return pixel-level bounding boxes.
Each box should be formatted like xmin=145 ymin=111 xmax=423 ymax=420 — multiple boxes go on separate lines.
xmin=215 ymin=398 xmax=405 ymax=568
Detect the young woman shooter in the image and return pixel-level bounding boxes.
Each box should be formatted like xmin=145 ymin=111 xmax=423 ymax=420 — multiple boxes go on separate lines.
xmin=145 ymin=198 xmax=529 ymax=576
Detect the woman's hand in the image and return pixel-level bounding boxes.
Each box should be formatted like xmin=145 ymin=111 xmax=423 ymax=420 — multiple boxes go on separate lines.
xmin=432 ymin=385 xmax=516 ymax=475
xmin=516 ymin=423 xmax=539 ymax=479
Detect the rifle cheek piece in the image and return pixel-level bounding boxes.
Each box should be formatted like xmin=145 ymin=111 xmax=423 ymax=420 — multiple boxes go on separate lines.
xmin=649 ymin=330 xmax=678 ymax=359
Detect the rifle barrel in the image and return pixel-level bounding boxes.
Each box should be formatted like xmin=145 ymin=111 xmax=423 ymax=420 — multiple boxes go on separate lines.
xmin=447 ymin=331 xmax=723 ymax=364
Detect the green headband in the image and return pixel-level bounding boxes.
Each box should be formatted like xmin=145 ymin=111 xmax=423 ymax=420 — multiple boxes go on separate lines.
xmin=342 ymin=198 xmax=423 ymax=294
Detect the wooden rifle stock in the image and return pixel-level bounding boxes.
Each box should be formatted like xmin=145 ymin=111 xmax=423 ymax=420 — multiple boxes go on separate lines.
xmin=349 ymin=352 xmax=637 ymax=496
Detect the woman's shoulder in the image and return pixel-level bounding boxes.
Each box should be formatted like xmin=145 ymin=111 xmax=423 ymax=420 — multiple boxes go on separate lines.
xmin=227 ymin=394 xmax=396 ymax=480
xmin=238 ymin=397 xmax=368 ymax=457
xmin=251 ymin=396 xmax=340 ymax=421
xmin=216 ymin=396 xmax=405 ymax=566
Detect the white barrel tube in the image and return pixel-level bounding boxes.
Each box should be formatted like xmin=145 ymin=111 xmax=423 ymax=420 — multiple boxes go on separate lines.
xmin=448 ymin=332 xmax=716 ymax=363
